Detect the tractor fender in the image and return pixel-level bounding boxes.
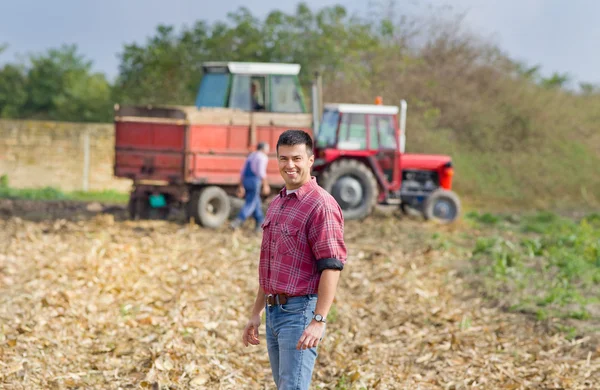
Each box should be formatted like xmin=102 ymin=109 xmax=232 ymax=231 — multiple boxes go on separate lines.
xmin=316 ymin=156 xmax=386 ymax=190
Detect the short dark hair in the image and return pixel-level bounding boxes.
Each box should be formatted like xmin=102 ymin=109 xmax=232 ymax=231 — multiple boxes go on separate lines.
xmin=257 ymin=142 xmax=268 ymax=151
xmin=277 ymin=129 xmax=313 ymax=156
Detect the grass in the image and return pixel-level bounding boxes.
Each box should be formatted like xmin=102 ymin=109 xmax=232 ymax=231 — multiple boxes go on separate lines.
xmin=464 ymin=210 xmax=600 ymax=329
xmin=411 ymin=130 xmax=600 ymax=212
xmin=0 ymin=175 xmax=128 ymax=204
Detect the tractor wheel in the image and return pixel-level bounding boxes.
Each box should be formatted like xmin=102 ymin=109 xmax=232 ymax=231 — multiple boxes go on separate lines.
xmin=320 ymin=159 xmax=378 ymax=220
xmin=187 ymin=186 xmax=231 ymax=228
xmin=422 ymin=189 xmax=461 ymax=223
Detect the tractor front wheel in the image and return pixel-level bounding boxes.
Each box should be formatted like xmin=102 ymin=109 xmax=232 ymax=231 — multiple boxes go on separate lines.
xmin=187 ymin=186 xmax=231 ymax=228
xmin=422 ymin=189 xmax=461 ymax=223
xmin=320 ymin=159 xmax=378 ymax=220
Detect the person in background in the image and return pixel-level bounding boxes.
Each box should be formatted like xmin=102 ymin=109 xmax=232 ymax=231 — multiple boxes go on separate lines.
xmin=230 ymin=142 xmax=271 ymax=231
xmin=251 ymin=81 xmax=265 ymax=111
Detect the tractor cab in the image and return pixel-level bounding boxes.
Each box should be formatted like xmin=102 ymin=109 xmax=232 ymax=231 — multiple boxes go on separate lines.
xmin=195 ymin=62 xmax=307 ymax=113
xmin=313 ymin=101 xmax=404 ymax=193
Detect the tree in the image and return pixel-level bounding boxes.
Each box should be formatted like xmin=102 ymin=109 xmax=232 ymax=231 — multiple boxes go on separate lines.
xmin=540 ymin=72 xmax=570 ymax=89
xmin=113 ymin=3 xmax=381 ymax=104
xmin=579 ymin=82 xmax=599 ymax=95
xmin=0 ymin=64 xmax=27 ymax=118
xmin=0 ymin=44 xmax=113 ymax=122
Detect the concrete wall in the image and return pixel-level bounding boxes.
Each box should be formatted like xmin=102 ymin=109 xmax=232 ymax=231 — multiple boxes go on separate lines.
xmin=0 ymin=119 xmax=132 ymax=192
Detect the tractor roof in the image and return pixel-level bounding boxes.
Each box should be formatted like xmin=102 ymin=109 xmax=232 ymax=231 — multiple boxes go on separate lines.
xmin=324 ymin=103 xmax=399 ymax=115
xmin=202 ymin=61 xmax=301 ymax=75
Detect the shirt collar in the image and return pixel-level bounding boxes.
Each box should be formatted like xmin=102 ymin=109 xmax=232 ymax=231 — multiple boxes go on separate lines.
xmin=279 ymin=176 xmax=318 ymax=200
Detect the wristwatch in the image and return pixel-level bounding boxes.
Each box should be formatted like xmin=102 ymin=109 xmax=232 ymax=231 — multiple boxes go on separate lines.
xmin=312 ymin=314 xmax=326 ymax=323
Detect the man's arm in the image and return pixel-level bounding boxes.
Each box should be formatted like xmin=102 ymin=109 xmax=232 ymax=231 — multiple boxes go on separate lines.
xmin=258 ymin=154 xmax=270 ymax=196
xmin=313 ymin=269 xmax=340 ymax=319
xmin=242 ymin=287 xmax=266 ymax=347
xmin=237 ymin=158 xmax=250 ymax=198
xmin=297 ymin=202 xmax=347 ymax=350
xmin=296 ymin=269 xmax=340 ymax=350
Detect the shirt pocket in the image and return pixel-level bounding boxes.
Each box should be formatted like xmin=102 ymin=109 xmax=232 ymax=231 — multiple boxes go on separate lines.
xmin=277 ymin=224 xmax=299 ymax=255
xmin=260 ymin=219 xmax=271 ymax=251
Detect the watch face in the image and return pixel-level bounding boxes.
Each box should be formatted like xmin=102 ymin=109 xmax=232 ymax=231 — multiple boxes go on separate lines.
xmin=314 ymin=314 xmax=323 ymax=322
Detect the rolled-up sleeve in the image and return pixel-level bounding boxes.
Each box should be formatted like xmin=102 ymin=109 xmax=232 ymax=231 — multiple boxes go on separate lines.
xmin=257 ymin=154 xmax=268 ymax=179
xmin=308 ymin=203 xmax=347 ymax=272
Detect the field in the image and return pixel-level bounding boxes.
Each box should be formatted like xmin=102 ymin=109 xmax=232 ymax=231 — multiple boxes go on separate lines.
xmin=2 ymin=2 xmax=600 ymax=388
xmin=0 ymin=201 xmax=598 ymax=389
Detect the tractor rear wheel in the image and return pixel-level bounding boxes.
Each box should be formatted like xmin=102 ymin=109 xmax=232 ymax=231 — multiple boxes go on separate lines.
xmin=187 ymin=186 xmax=231 ymax=228
xmin=422 ymin=189 xmax=461 ymax=223
xmin=320 ymin=159 xmax=378 ymax=220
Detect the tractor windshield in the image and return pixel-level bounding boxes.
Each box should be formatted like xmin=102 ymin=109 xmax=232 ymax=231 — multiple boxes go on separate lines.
xmin=270 ymin=75 xmax=305 ymax=113
xmin=195 ymin=73 xmax=230 ymax=108
xmin=316 ymin=109 xmax=339 ymax=148
xmin=338 ymin=113 xmax=367 ymax=150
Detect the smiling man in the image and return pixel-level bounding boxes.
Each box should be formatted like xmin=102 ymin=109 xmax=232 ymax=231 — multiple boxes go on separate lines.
xmin=242 ymin=129 xmax=347 ymax=390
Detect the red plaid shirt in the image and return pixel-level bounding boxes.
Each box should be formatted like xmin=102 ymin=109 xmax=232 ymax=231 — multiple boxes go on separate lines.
xmin=259 ymin=177 xmax=347 ymax=296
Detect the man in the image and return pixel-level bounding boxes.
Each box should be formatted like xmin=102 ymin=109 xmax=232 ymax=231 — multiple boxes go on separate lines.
xmin=231 ymin=142 xmax=271 ymax=231
xmin=241 ymin=130 xmax=347 ymax=389
xmin=251 ymin=81 xmax=265 ymax=111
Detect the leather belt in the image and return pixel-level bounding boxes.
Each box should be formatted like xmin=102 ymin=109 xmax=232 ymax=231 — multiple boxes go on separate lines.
xmin=266 ymin=293 xmax=289 ymax=306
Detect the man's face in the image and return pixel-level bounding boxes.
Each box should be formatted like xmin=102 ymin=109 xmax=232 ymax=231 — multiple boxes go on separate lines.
xmin=277 ymin=143 xmax=314 ymax=190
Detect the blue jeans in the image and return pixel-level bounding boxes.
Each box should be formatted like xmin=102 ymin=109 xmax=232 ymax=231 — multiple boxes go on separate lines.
xmin=265 ymin=295 xmax=324 ymax=390
xmin=237 ymin=177 xmax=263 ymax=226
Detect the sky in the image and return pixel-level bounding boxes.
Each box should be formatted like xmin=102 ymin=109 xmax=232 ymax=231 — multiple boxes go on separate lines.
xmin=0 ymin=0 xmax=598 ymax=86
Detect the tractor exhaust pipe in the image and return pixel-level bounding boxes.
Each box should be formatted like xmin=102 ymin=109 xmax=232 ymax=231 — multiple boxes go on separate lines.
xmin=311 ymin=72 xmax=322 ymax=139
xmin=310 ymin=75 xmax=319 ymax=139
xmin=399 ymin=99 xmax=407 ymax=153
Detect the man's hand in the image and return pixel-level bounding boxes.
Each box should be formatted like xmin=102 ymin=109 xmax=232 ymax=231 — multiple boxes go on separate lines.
xmin=261 ymin=182 xmax=271 ymax=197
xmin=236 ymin=185 xmax=245 ymax=199
xmin=296 ymin=320 xmax=325 ymax=350
xmin=242 ymin=315 xmax=261 ymax=347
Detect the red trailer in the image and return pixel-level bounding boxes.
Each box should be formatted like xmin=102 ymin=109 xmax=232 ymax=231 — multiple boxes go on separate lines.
xmin=114 ymin=62 xmax=312 ymax=227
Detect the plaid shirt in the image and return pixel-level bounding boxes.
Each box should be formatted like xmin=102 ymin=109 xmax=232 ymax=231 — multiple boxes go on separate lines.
xmin=259 ymin=177 xmax=347 ymax=296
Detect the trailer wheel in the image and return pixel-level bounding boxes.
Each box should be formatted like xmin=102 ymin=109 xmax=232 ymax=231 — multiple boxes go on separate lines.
xmin=320 ymin=159 xmax=378 ymax=220
xmin=188 ymin=186 xmax=231 ymax=228
xmin=422 ymin=189 xmax=461 ymax=223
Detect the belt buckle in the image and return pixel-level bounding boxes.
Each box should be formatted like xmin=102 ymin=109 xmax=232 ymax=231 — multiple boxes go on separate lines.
xmin=266 ymin=294 xmax=274 ymax=307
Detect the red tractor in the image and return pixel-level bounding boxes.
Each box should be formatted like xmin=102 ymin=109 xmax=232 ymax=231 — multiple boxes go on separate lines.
xmin=311 ymin=100 xmax=461 ymax=223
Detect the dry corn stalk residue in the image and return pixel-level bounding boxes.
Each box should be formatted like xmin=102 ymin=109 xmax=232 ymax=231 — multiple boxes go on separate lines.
xmin=0 ymin=211 xmax=598 ymax=389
